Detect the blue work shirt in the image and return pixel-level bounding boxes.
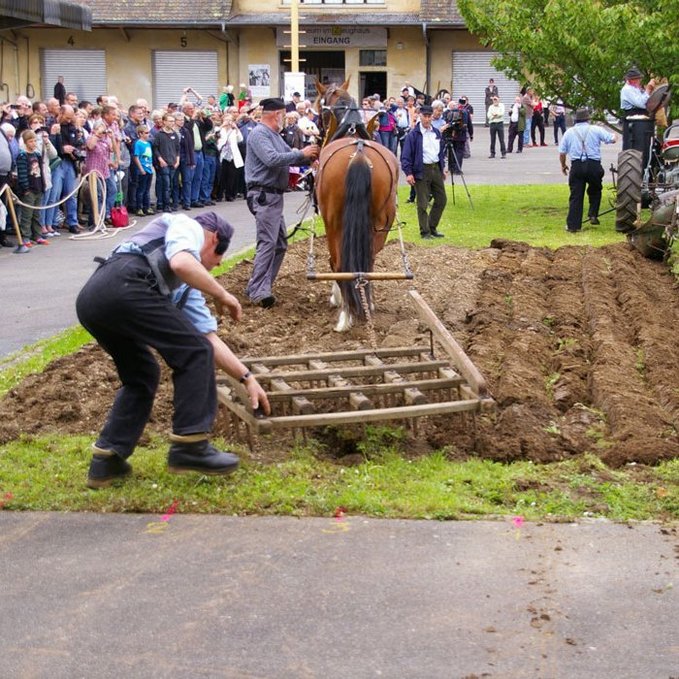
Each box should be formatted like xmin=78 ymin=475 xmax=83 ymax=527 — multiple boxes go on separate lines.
xmin=559 ymin=123 xmax=615 ymax=162
xmin=116 ymin=213 xmax=218 ymax=335
xmin=620 ymin=83 xmax=649 ymax=111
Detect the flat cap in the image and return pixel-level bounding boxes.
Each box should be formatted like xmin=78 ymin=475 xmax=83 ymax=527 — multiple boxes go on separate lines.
xmin=419 ymin=105 xmax=434 ymax=115
xmin=194 ymin=211 xmax=234 ymax=251
xmin=625 ymin=67 xmax=643 ymax=80
xmin=260 ymin=97 xmax=286 ymax=112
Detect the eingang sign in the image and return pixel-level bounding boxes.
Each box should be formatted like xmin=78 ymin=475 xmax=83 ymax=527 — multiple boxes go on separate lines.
xmin=276 ymin=27 xmax=387 ymax=49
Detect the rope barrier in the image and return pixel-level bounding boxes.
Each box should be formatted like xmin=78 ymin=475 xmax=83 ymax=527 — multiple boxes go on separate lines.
xmin=1 ymin=169 xmax=137 ymax=251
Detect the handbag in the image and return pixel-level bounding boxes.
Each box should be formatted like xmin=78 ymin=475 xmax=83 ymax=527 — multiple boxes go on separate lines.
xmin=110 ymin=172 xmax=129 ymax=227
xmin=111 ymin=205 xmax=129 ymax=227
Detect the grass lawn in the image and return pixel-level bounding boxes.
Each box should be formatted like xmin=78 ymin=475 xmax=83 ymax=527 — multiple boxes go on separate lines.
xmin=1 ymin=184 xmax=677 ymax=522
xmin=393 ymin=183 xmax=627 ymax=250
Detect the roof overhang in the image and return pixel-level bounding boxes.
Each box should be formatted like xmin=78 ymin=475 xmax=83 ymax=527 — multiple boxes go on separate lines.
xmin=0 ymin=0 xmax=92 ymax=31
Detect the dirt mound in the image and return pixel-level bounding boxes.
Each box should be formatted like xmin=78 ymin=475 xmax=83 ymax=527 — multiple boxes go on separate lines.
xmin=2 ymin=238 xmax=679 ymax=467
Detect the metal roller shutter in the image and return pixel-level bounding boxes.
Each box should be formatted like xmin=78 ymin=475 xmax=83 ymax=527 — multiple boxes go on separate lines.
xmin=451 ymin=51 xmax=522 ymax=124
xmin=40 ymin=49 xmax=107 ymax=102
xmin=152 ymin=51 xmax=219 ymax=110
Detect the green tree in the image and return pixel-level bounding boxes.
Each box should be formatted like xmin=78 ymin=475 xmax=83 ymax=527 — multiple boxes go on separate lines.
xmin=457 ymin=0 xmax=679 ymax=122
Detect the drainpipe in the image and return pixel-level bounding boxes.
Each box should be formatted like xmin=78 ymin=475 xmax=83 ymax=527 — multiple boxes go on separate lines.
xmin=422 ymin=22 xmax=430 ymax=96
xmin=221 ymin=21 xmax=230 ymax=84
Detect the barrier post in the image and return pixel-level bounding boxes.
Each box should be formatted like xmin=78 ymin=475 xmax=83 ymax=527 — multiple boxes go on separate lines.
xmin=2 ymin=186 xmax=29 ymax=253
xmin=88 ymin=171 xmax=101 ymax=227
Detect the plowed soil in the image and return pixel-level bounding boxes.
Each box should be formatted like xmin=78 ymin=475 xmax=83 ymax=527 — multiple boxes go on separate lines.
xmin=2 ymin=238 xmax=679 ymax=467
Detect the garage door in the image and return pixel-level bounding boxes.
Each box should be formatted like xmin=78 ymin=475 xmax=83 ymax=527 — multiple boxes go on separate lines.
xmin=40 ymin=49 xmax=107 ymax=102
xmin=152 ymin=51 xmax=219 ymax=110
xmin=451 ymin=52 xmax=522 ymax=124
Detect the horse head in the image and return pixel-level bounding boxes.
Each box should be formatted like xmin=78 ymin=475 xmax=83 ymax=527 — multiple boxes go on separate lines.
xmin=314 ymin=76 xmax=373 ymax=144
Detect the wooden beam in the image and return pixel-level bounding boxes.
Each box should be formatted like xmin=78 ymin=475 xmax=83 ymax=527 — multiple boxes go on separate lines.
xmin=409 ymin=290 xmax=489 ymax=397
xmin=250 ymin=377 xmax=463 ymax=402
xmin=307 ymin=272 xmax=414 ymax=281
xmin=234 ymin=346 xmax=429 ymax=367
xmin=254 ymin=360 xmax=450 ymax=384
xmin=253 ymin=399 xmax=481 ymax=429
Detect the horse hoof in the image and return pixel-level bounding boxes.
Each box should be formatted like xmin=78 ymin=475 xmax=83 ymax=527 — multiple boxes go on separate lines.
xmin=334 ymin=310 xmax=353 ymax=332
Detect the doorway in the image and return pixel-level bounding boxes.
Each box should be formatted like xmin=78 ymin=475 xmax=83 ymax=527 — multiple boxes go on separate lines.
xmin=279 ymin=51 xmax=345 ymax=100
xmin=359 ymin=72 xmax=386 ymax=100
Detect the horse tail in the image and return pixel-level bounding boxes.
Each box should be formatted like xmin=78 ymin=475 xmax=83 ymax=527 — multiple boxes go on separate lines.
xmin=340 ymin=149 xmax=374 ymax=320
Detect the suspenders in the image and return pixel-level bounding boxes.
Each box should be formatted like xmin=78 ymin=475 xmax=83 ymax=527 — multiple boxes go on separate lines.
xmin=573 ymin=125 xmax=591 ymax=161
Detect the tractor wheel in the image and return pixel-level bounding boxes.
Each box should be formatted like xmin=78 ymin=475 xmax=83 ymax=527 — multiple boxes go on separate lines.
xmin=615 ymin=149 xmax=643 ymax=233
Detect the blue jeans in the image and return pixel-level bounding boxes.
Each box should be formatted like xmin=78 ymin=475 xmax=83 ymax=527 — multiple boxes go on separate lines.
xmin=177 ymin=163 xmax=194 ymax=207
xmin=201 ymin=155 xmax=217 ymax=203
xmin=157 ymin=166 xmax=175 ymax=210
xmin=44 ymin=161 xmax=78 ymax=228
xmin=191 ymin=151 xmax=204 ymax=204
xmin=105 ymin=174 xmax=116 ymax=216
xmin=127 ymin=164 xmax=139 ymax=210
xmin=553 ymin=115 xmax=566 ymax=144
xmin=39 ymin=188 xmax=50 ymax=228
xmin=523 ymin=118 xmax=532 ymax=146
xmin=136 ymin=171 xmax=152 ymax=211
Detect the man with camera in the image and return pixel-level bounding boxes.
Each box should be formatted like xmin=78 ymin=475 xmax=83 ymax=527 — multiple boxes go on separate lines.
xmin=442 ymin=99 xmax=472 ymax=174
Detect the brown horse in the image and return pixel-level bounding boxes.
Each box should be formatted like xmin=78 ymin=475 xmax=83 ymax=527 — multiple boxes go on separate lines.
xmin=314 ymin=78 xmax=400 ymax=331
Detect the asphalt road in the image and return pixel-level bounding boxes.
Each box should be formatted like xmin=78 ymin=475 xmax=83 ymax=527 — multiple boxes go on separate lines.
xmin=0 ymin=513 xmax=676 ymax=678
xmin=0 ymin=125 xmax=622 ymax=358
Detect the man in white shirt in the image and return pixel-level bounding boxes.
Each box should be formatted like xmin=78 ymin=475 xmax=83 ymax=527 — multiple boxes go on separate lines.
xmin=486 ymin=96 xmax=507 ymax=158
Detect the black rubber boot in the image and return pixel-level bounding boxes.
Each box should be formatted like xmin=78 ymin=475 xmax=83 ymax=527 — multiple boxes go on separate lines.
xmin=87 ymin=444 xmax=132 ymax=489
xmin=167 ymin=434 xmax=239 ymax=475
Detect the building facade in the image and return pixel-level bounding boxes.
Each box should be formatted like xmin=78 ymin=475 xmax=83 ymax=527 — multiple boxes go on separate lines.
xmin=4 ymin=0 xmax=521 ymax=117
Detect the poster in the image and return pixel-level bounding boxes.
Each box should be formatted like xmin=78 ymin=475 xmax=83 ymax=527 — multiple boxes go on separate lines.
xmin=248 ymin=64 xmax=271 ymax=98
xmin=284 ymin=72 xmax=306 ymax=104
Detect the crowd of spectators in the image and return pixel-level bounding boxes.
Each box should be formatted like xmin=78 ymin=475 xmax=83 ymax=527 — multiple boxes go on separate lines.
xmin=0 ymin=80 xmax=572 ymax=251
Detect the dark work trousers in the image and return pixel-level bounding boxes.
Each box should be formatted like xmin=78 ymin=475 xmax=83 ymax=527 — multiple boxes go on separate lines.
xmin=489 ymin=122 xmax=506 ymax=157
xmin=507 ymin=122 xmax=524 ymax=152
xmin=75 ymin=254 xmax=217 ymax=459
xmin=531 ymin=111 xmax=545 ymax=145
xmin=414 ymin=163 xmax=447 ymax=236
xmin=553 ymin=115 xmax=566 ymax=144
xmin=566 ymin=159 xmax=604 ymax=231
xmin=245 ymin=190 xmax=287 ymax=302
xmin=217 ymin=158 xmax=239 ymax=201
xmin=127 ymin=163 xmax=139 ymax=211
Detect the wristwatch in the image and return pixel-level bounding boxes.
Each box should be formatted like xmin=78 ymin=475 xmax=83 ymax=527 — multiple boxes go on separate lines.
xmin=239 ymin=370 xmax=252 ymax=383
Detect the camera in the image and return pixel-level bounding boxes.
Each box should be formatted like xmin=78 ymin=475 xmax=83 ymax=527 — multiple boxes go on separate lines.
xmin=9 ymin=104 xmax=19 ymax=110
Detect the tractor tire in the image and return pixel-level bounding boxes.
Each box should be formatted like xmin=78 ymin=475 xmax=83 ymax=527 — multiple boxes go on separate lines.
xmin=615 ymin=149 xmax=643 ymax=233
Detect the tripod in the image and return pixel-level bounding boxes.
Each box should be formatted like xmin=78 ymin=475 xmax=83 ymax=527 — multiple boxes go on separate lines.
xmin=446 ymin=142 xmax=474 ymax=209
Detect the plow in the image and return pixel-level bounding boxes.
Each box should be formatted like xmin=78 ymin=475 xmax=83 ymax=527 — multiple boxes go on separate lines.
xmin=217 ymin=290 xmax=494 ymax=445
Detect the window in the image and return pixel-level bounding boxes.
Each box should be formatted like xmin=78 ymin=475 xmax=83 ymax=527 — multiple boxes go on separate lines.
xmin=359 ymin=50 xmax=387 ymax=67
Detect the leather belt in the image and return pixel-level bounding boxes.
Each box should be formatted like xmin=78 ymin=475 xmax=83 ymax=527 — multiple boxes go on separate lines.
xmin=247 ymin=185 xmax=284 ymax=194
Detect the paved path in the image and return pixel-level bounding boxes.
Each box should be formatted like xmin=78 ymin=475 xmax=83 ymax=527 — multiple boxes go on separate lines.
xmin=0 ymin=126 xmax=622 ymax=358
xmin=0 ymin=513 xmax=676 ymax=678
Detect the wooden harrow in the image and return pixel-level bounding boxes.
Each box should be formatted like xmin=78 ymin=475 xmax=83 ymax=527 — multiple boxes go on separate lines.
xmin=217 ymin=291 xmax=495 ymax=443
